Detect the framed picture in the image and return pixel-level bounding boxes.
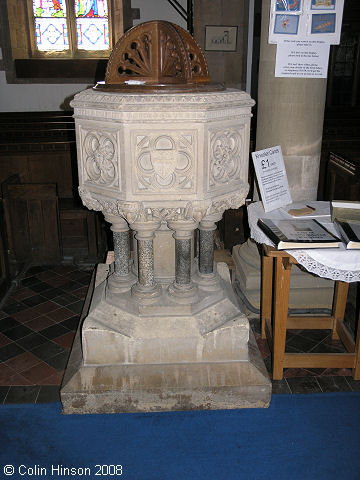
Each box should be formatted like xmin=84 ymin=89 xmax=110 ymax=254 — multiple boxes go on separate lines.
xmin=311 ymin=0 xmax=336 ymax=10
xmin=275 ymin=0 xmax=301 ymax=12
xmin=274 ymin=14 xmax=300 ymax=35
xmin=205 ymin=26 xmax=238 ymax=51
xmin=311 ymin=13 xmax=336 ymax=33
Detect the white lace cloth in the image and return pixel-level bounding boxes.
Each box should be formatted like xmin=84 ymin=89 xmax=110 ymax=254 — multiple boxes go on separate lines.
xmin=248 ymin=201 xmax=360 ymax=283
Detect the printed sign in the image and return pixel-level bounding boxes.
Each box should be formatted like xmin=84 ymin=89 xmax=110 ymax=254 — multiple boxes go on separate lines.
xmin=252 ymin=146 xmax=292 ymax=212
xmin=275 ymin=39 xmax=330 ymax=77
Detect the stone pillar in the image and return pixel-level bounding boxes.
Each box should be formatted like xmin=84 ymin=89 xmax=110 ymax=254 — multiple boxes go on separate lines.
xmin=256 ymin=0 xmax=328 ymax=201
xmin=104 ymin=214 xmax=136 ymax=293
xmin=196 ymin=215 xmax=221 ymax=291
xmin=167 ymin=219 xmax=198 ymax=303
xmin=130 ymin=219 xmax=162 ymax=302
xmin=199 ymin=225 xmax=215 ymax=274
xmin=233 ymin=0 xmax=334 ymax=312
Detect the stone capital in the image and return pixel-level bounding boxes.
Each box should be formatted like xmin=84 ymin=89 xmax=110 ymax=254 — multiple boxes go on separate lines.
xmin=167 ymin=218 xmax=198 ymax=240
xmin=103 ymin=213 xmax=129 ymax=232
xmin=199 ymin=215 xmax=222 ymax=230
xmin=131 ymin=219 xmax=161 ymax=240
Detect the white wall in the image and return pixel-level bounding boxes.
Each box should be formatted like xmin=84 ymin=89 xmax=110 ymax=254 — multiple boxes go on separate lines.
xmin=0 ymin=0 xmax=186 ymax=112
xmin=0 ymin=71 xmax=90 ymax=112
xmin=133 ymin=0 xmax=186 ymax=27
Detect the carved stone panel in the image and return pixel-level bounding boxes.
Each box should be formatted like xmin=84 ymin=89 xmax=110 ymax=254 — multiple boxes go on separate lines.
xmin=132 ymin=131 xmax=196 ymax=194
xmin=81 ymin=129 xmax=120 ymax=191
xmin=208 ymin=126 xmax=244 ymax=191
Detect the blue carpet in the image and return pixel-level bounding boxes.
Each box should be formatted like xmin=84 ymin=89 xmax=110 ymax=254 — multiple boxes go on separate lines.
xmin=1 ymin=393 xmax=360 ymax=480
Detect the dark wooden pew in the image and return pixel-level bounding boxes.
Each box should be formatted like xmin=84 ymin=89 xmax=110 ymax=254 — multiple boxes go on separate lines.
xmin=0 ymin=111 xmax=107 ymax=295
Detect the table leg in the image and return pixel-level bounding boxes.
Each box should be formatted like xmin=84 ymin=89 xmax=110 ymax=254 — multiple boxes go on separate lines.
xmin=331 ymin=281 xmax=349 ymax=340
xmin=272 ymin=256 xmax=292 ymax=380
xmin=261 ymin=253 xmax=273 ymax=339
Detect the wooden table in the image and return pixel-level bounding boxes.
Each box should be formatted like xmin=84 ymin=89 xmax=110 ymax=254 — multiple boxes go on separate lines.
xmin=261 ymin=244 xmax=360 ymax=380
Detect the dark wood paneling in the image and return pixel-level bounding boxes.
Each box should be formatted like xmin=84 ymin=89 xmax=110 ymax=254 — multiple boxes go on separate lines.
xmin=14 ymin=59 xmax=108 ymax=80
xmin=325 ymin=152 xmax=360 ymax=201
xmin=3 ymin=184 xmax=61 ymax=264
xmin=27 ymin=152 xmax=75 ymax=198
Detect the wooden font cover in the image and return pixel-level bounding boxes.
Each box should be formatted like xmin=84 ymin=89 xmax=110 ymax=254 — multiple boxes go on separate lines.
xmin=95 ymin=21 xmax=222 ymax=91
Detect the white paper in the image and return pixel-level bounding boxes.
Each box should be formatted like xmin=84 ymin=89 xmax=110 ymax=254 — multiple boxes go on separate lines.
xmin=275 ymin=39 xmax=330 ymax=77
xmin=252 ymin=146 xmax=292 ymax=212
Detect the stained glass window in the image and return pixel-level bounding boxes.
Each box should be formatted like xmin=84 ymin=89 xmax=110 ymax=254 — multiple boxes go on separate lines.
xmin=33 ymin=0 xmax=69 ymax=51
xmin=32 ymin=0 xmax=110 ymax=53
xmin=75 ymin=1 xmax=109 ymax=50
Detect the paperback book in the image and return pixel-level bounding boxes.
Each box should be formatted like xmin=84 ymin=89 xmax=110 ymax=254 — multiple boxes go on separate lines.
xmin=257 ymin=218 xmax=341 ymax=250
xmin=331 ymin=200 xmax=360 ymax=222
xmin=334 ymin=219 xmax=360 ymax=249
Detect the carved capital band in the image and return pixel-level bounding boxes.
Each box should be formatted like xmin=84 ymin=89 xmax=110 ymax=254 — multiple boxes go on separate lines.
xmin=79 ymin=187 xmax=249 ymax=226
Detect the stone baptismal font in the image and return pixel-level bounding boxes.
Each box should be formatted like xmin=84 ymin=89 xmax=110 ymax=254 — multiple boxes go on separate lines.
xmin=61 ymin=21 xmax=271 ymax=413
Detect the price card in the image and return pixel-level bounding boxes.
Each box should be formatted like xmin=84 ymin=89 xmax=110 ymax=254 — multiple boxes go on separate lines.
xmin=252 ymin=145 xmax=292 ymax=212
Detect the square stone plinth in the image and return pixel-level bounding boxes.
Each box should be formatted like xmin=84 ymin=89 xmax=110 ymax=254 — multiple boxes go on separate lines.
xmin=61 ymin=265 xmax=271 ymax=414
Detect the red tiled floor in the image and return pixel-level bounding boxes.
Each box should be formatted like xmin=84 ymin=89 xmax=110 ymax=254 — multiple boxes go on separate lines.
xmin=0 ymin=333 xmax=12 ymax=348
xmin=46 ymin=277 xmax=69 ymax=287
xmin=20 ymin=362 xmax=59 ymax=384
xmin=53 ymin=331 xmax=76 ymax=351
xmin=46 ymin=307 xmax=75 ymax=322
xmin=0 ymin=363 xmax=16 ymax=383
xmin=12 ymin=308 xmax=41 ymax=323
xmin=35 ymin=271 xmax=61 ymax=281
xmin=9 ymin=288 xmax=36 ymax=301
xmin=0 ymin=364 xmax=32 ymax=386
xmin=283 ymin=368 xmax=320 ymax=378
xmin=31 ymin=301 xmax=60 ymax=316
xmin=254 ymin=334 xmax=271 ymax=359
xmin=72 ymin=287 xmax=88 ymax=299
xmin=0 ymin=265 xmax=94 ymax=399
xmin=51 ymin=266 xmax=78 ymax=274
xmin=4 ymin=352 xmax=42 ymax=373
xmin=37 ymin=371 xmax=64 ymax=385
xmin=321 ymin=368 xmax=352 ymax=376
xmin=25 ymin=316 xmax=56 ymax=331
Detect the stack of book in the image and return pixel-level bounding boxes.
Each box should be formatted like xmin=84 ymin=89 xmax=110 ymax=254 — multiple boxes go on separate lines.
xmin=257 ymin=218 xmax=341 ymax=250
xmin=257 ymin=201 xmax=360 ymax=250
xmin=331 ymin=201 xmax=360 ymax=250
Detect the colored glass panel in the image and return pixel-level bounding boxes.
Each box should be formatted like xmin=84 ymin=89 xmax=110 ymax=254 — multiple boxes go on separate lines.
xmin=35 ymin=18 xmax=69 ymax=50
xmin=33 ymin=0 xmax=66 ymax=17
xmin=76 ymin=18 xmax=109 ymax=50
xmin=75 ymin=0 xmax=108 ymax=18
xmin=33 ymin=0 xmax=68 ymax=50
xmin=75 ymin=1 xmax=109 ymax=50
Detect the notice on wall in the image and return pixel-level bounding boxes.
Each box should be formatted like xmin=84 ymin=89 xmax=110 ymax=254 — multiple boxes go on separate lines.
xmin=275 ymin=39 xmax=330 ymax=77
xmin=269 ymin=0 xmax=344 ymax=45
xmin=252 ymin=146 xmax=292 ymax=212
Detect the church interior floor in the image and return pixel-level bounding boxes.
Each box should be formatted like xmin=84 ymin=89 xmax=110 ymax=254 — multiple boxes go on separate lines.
xmin=0 ymin=264 xmax=359 ymax=404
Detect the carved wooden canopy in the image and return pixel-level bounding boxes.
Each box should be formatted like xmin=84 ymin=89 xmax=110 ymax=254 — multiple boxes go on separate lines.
xmin=95 ymin=21 xmax=222 ymax=92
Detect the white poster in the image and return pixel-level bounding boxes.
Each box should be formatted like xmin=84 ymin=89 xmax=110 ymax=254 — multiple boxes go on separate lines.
xmin=252 ymin=146 xmax=292 ymax=212
xmin=269 ymin=0 xmax=344 ymax=45
xmin=275 ymin=39 xmax=330 ymax=77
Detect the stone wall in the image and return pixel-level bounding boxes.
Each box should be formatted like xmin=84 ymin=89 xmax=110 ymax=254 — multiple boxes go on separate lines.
xmin=194 ymin=0 xmax=249 ymax=89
